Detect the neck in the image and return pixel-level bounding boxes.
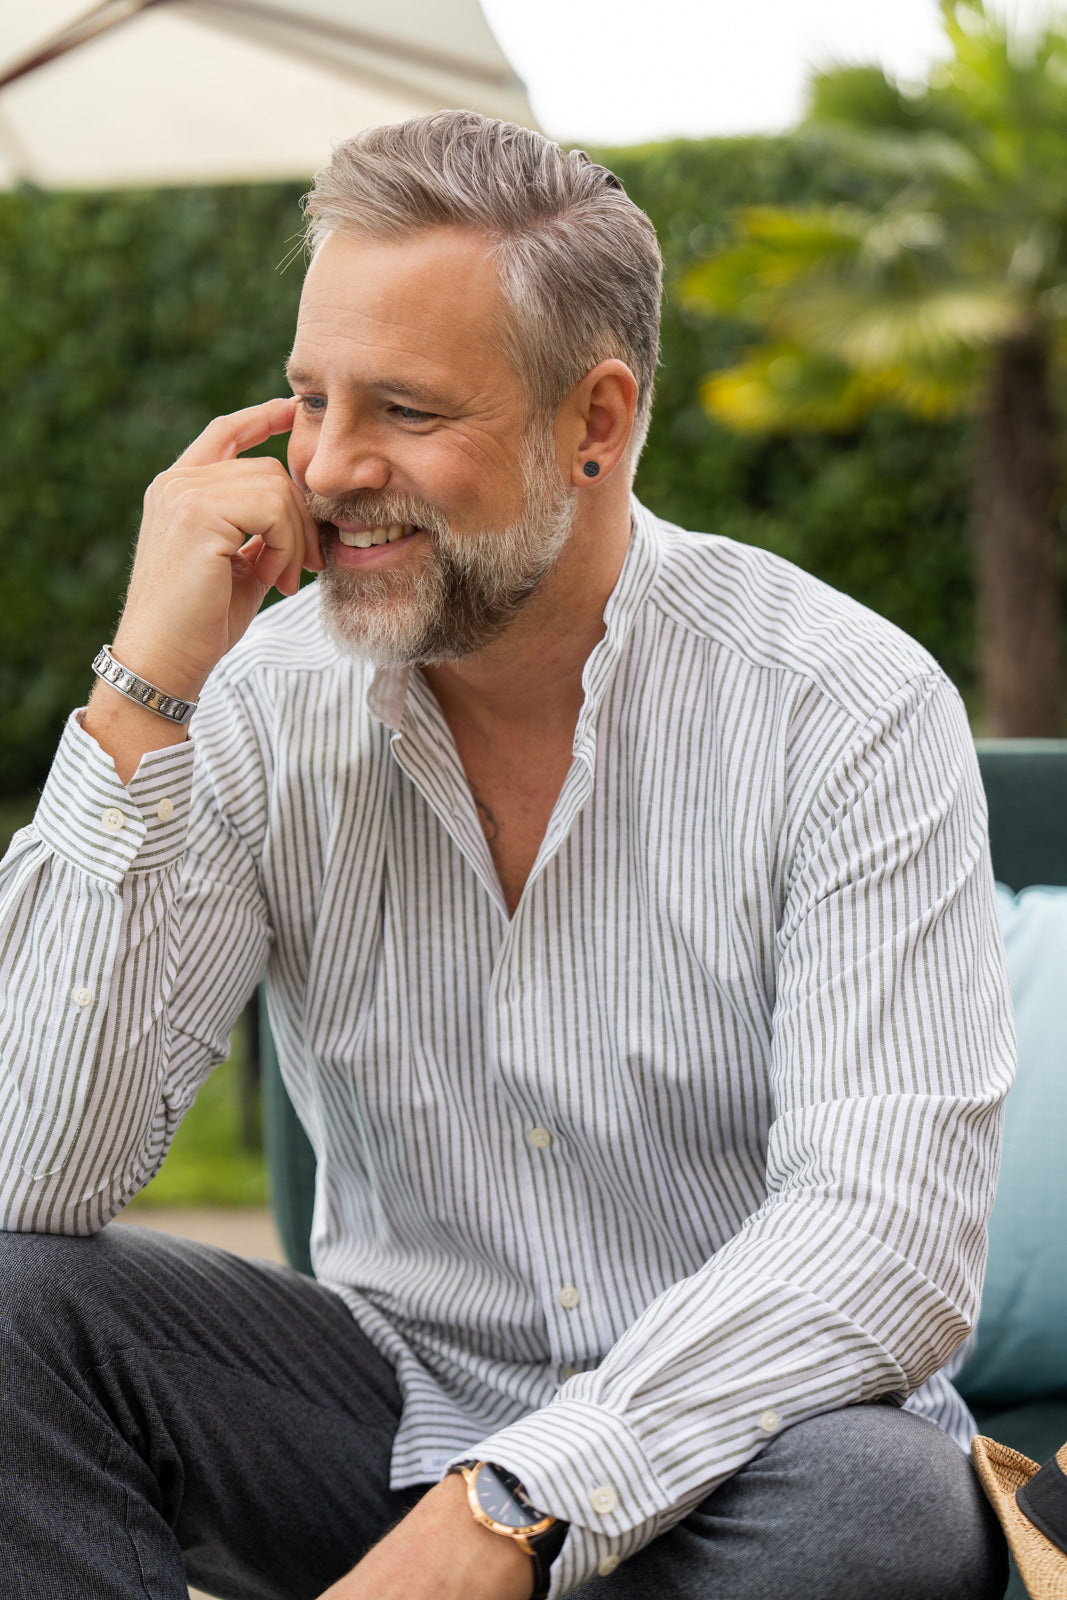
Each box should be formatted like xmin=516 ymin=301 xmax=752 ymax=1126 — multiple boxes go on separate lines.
xmin=421 ymin=485 xmax=632 ymax=737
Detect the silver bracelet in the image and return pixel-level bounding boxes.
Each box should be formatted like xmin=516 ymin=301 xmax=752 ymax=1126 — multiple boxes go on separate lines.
xmin=91 ymin=645 xmax=198 ymax=725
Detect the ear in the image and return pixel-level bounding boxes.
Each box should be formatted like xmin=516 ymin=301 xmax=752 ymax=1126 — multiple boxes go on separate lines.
xmin=557 ymin=360 xmax=639 ymax=487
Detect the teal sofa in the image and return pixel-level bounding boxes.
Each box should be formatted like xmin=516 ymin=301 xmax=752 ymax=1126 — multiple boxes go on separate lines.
xmin=261 ymin=739 xmax=1067 ymax=1599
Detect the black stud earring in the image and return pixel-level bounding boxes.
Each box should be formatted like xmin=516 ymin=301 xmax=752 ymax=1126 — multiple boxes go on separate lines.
xmin=583 ymin=461 xmax=600 ymax=478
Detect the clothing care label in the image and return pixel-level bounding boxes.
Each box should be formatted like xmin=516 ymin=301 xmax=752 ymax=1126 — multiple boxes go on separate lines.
xmin=421 ymin=1451 xmax=458 ymax=1479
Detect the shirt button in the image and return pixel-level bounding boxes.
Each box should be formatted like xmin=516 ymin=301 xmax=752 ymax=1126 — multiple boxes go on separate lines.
xmin=101 ymin=807 xmax=125 ymax=833
xmin=759 ymin=1409 xmax=780 ymax=1434
xmin=597 ymin=1553 xmax=621 ymax=1576
xmin=558 ymin=1285 xmax=580 ymax=1309
xmin=527 ymin=1127 xmax=552 ymax=1149
xmin=590 ymin=1485 xmax=618 ymax=1516
xmin=72 ymin=986 xmax=93 ymax=1008
xmin=156 ymin=797 xmax=174 ymax=822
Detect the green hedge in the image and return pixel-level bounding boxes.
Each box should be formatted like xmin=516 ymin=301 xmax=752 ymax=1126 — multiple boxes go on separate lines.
xmin=0 ymin=138 xmax=974 ymax=800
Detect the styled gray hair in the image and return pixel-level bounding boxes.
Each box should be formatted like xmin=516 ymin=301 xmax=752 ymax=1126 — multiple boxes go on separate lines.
xmin=303 ymin=111 xmax=662 ymax=463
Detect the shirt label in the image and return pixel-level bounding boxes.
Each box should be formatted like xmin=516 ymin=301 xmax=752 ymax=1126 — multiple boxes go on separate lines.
xmin=420 ymin=1451 xmax=458 ymax=1479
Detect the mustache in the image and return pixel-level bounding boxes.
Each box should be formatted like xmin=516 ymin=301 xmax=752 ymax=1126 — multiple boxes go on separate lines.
xmin=304 ymin=490 xmax=450 ymax=540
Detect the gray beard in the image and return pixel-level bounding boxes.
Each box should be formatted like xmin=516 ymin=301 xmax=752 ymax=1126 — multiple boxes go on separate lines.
xmin=311 ymin=434 xmax=576 ymax=667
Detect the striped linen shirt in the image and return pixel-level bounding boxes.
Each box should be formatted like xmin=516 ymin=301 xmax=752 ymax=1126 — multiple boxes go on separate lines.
xmin=0 ymin=500 xmax=1014 ymax=1595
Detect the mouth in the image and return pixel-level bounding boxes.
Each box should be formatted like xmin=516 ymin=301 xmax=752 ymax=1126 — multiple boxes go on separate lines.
xmin=334 ymin=522 xmax=420 ymax=549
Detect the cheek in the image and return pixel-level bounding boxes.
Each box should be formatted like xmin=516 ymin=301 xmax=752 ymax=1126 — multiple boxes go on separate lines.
xmin=287 ymin=432 xmax=310 ymax=488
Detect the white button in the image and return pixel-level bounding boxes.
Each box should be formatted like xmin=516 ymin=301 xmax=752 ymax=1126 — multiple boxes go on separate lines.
xmin=558 ymin=1285 xmax=581 ymax=1309
xmin=101 ymin=807 xmax=125 ymax=833
xmin=759 ymin=1409 xmax=780 ymax=1434
xmin=597 ymin=1553 xmax=621 ymax=1576
xmin=527 ymin=1127 xmax=552 ymax=1149
xmin=156 ymin=797 xmax=174 ymax=822
xmin=72 ymin=986 xmax=93 ymax=1008
xmin=590 ymin=1484 xmax=618 ymax=1516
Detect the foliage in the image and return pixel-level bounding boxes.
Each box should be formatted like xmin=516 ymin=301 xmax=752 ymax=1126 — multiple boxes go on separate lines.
xmin=0 ymin=143 xmax=977 ymax=807
xmin=607 ymin=138 xmax=976 ymax=696
xmin=125 ymin=1015 xmax=267 ymax=1208
xmin=0 ymin=182 xmax=306 ymax=797
xmin=682 ymin=0 xmax=1067 ymax=432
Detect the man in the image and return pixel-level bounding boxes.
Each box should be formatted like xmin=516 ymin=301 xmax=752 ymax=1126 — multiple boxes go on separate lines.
xmin=0 ymin=112 xmax=1011 ymax=1599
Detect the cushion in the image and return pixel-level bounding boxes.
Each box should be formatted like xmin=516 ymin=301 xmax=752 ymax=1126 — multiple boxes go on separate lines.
xmin=956 ymin=885 xmax=1067 ymax=1403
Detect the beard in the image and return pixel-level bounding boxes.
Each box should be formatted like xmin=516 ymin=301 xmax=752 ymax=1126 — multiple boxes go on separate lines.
xmin=310 ymin=426 xmax=576 ymax=667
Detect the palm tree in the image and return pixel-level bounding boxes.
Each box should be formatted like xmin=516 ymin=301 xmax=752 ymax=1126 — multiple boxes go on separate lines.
xmin=684 ymin=0 xmax=1067 ymax=734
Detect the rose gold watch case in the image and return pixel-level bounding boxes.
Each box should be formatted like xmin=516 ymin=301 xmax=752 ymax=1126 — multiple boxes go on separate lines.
xmin=460 ymin=1461 xmax=557 ymax=1554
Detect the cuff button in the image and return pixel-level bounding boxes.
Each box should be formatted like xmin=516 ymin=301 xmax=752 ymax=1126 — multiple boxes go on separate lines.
xmin=590 ymin=1485 xmax=617 ymax=1515
xmin=759 ymin=1409 xmax=780 ymax=1434
xmin=597 ymin=1553 xmax=621 ymax=1576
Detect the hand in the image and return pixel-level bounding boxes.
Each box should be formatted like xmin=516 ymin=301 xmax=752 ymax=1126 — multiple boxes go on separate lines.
xmin=110 ymin=397 xmax=323 ymax=703
xmin=318 ymin=1475 xmax=535 ymax=1600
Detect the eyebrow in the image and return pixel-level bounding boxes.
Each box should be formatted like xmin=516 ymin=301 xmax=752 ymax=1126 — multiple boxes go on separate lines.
xmin=283 ymin=362 xmax=458 ymax=411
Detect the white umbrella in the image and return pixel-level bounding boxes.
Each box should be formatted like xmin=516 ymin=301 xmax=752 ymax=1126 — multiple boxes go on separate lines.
xmin=0 ymin=0 xmax=536 ymax=189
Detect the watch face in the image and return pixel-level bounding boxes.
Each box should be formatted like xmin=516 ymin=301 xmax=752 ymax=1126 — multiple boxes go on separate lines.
xmin=472 ymin=1464 xmax=543 ymax=1532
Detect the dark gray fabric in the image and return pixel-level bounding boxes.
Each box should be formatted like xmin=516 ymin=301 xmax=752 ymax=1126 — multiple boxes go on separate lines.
xmin=0 ymin=1226 xmax=1008 ymax=1600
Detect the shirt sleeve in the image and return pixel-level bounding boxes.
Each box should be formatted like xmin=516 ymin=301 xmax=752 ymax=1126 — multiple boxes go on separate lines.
xmin=0 ymin=677 xmax=272 ymax=1234
xmin=457 ymin=669 xmax=1016 ymax=1597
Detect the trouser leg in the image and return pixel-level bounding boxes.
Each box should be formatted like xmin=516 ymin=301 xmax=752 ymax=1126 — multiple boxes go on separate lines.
xmin=573 ymin=1404 xmax=1008 ymax=1599
xmin=0 ymin=1225 xmax=417 ymax=1600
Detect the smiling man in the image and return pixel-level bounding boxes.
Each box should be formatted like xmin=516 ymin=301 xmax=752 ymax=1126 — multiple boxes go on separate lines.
xmin=0 ymin=113 xmax=1012 ymax=1600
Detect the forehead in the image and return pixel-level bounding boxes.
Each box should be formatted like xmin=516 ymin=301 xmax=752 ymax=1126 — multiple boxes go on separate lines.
xmin=291 ymin=226 xmax=516 ymax=399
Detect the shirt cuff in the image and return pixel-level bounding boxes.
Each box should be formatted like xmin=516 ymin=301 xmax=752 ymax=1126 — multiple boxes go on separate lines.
xmin=450 ymin=1399 xmax=675 ymax=1597
xmin=33 ymin=710 xmax=195 ymax=881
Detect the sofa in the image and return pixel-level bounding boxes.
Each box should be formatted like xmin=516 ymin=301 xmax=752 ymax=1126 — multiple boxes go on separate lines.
xmin=261 ymin=738 xmax=1067 ymax=1599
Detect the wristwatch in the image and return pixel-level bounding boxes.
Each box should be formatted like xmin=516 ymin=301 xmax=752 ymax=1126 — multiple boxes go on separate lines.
xmin=454 ymin=1460 xmax=569 ymax=1600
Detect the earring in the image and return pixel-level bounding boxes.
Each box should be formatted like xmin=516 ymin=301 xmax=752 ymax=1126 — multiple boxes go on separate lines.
xmin=583 ymin=461 xmax=600 ymax=478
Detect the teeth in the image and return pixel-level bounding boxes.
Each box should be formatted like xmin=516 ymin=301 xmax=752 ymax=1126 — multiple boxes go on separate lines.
xmin=336 ymin=524 xmax=417 ymax=548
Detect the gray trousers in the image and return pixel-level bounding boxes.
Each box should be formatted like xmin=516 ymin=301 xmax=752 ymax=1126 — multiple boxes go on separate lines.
xmin=0 ymin=1224 xmax=1008 ymax=1600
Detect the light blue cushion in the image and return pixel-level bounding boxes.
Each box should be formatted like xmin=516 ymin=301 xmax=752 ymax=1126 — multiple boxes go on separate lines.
xmin=956 ymin=884 xmax=1067 ymax=1402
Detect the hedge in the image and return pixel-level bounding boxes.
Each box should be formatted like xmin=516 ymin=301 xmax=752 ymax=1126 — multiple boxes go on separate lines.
xmin=0 ymin=137 xmax=974 ymax=800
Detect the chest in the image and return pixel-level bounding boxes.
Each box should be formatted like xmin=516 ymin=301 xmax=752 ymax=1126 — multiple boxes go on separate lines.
xmin=448 ymin=722 xmax=576 ymax=916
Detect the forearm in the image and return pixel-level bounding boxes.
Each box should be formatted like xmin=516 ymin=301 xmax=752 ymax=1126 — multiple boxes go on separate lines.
xmin=83 ymin=676 xmax=191 ymax=787
xmin=0 ymin=713 xmax=265 ymax=1230
xmin=318 ymin=1476 xmax=533 ymax=1600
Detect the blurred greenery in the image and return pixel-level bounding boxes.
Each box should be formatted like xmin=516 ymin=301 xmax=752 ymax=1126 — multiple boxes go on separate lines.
xmin=125 ymin=1013 xmax=267 ymax=1209
xmin=0 ymin=139 xmax=979 ymax=808
xmin=677 ymin=0 xmax=1067 ymax=734
xmin=0 ymin=181 xmax=306 ymax=798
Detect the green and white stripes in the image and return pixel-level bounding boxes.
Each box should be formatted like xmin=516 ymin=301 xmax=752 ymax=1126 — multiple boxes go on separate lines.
xmin=0 ymin=502 xmax=1014 ymax=1596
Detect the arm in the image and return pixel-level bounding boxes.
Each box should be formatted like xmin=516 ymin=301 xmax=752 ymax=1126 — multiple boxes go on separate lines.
xmin=331 ymin=669 xmax=1013 ymax=1598
xmin=0 ymin=401 xmax=323 ymax=1232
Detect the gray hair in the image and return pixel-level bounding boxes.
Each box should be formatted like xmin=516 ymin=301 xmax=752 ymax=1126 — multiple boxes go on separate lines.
xmin=303 ymin=111 xmax=662 ymax=463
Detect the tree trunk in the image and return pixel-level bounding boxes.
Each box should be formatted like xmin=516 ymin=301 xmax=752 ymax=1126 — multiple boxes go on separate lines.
xmin=974 ymin=327 xmax=1062 ymax=735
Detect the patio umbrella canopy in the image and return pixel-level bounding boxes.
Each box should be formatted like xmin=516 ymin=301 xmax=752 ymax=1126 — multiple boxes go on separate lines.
xmin=0 ymin=0 xmax=536 ymax=189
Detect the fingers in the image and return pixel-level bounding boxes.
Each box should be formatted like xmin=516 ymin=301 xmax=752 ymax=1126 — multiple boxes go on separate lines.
xmin=175 ymin=397 xmax=298 ymax=469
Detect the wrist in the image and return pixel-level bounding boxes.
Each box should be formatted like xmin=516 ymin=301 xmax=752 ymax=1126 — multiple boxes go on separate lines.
xmin=453 ymin=1461 xmax=567 ymax=1600
xmin=107 ymin=633 xmax=209 ymax=706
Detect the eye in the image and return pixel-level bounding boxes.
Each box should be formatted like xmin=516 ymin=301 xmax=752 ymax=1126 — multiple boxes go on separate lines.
xmin=293 ymin=393 xmax=327 ymax=414
xmin=391 ymin=404 xmax=436 ymax=423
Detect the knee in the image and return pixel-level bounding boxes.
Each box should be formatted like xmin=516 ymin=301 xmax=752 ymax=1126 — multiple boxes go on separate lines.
xmin=765 ymin=1406 xmax=1008 ymax=1600
xmin=0 ymin=1228 xmax=120 ymax=1350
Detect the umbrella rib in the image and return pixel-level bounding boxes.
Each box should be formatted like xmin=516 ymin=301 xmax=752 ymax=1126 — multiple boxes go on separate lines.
xmin=0 ymin=0 xmax=523 ymax=97
xmin=0 ymin=0 xmax=170 ymax=92
xmin=191 ymin=0 xmax=522 ymax=90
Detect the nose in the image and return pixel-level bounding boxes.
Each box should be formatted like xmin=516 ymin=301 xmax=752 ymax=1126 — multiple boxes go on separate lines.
xmin=294 ymin=412 xmax=391 ymax=498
